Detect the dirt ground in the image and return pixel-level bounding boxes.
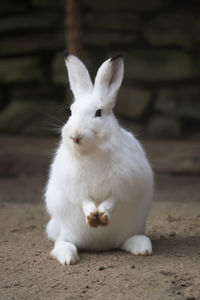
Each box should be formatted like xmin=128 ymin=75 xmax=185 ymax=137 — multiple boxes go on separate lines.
xmin=0 ymin=136 xmax=200 ymax=300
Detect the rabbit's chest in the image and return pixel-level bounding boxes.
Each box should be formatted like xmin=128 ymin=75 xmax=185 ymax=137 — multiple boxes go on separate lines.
xmin=77 ymin=162 xmax=112 ymax=201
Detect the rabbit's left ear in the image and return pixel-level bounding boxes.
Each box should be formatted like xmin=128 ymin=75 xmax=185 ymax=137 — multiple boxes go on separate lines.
xmin=94 ymin=54 xmax=124 ymax=107
xmin=64 ymin=52 xmax=93 ymax=100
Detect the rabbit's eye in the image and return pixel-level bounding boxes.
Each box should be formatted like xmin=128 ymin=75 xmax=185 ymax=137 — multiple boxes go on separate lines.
xmin=95 ymin=109 xmax=102 ymax=117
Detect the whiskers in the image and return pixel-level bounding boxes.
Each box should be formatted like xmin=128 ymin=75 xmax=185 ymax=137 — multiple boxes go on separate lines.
xmin=57 ymin=103 xmax=71 ymax=115
xmin=43 ymin=102 xmax=71 ymax=136
xmin=44 ymin=115 xmax=64 ymax=135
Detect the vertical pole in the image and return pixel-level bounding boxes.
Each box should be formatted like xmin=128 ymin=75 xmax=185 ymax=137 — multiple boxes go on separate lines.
xmin=65 ymin=0 xmax=83 ymax=58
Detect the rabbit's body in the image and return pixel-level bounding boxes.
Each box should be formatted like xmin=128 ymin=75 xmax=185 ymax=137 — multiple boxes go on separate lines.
xmin=45 ymin=53 xmax=153 ymax=264
xmin=46 ymin=125 xmax=153 ymax=251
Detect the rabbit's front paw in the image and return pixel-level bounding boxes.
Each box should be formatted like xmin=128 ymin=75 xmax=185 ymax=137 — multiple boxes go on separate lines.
xmin=51 ymin=241 xmax=79 ymax=265
xmin=83 ymin=199 xmax=111 ymax=228
xmin=87 ymin=211 xmax=109 ymax=227
xmin=98 ymin=212 xmax=109 ymax=226
xmin=87 ymin=212 xmax=99 ymax=228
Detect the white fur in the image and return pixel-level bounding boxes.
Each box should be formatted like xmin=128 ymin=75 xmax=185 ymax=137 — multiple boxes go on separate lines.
xmin=51 ymin=241 xmax=79 ymax=265
xmin=122 ymin=235 xmax=153 ymax=255
xmin=82 ymin=198 xmax=97 ymax=224
xmin=45 ymin=54 xmax=154 ymax=264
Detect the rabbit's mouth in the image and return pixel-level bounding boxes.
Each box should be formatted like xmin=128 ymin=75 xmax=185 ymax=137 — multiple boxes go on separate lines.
xmin=69 ymin=134 xmax=98 ymax=155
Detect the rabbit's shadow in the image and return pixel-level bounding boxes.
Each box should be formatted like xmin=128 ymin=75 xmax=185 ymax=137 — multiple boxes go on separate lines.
xmin=151 ymin=235 xmax=200 ymax=257
xmin=78 ymin=235 xmax=200 ymax=263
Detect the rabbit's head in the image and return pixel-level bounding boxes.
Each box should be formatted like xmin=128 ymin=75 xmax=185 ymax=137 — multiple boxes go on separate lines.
xmin=62 ymin=52 xmax=124 ymax=154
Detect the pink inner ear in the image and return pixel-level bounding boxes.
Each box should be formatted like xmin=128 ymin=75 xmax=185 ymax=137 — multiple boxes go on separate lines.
xmin=108 ymin=61 xmax=119 ymax=87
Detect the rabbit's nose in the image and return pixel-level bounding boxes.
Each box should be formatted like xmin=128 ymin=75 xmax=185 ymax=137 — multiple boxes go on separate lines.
xmin=71 ymin=136 xmax=82 ymax=144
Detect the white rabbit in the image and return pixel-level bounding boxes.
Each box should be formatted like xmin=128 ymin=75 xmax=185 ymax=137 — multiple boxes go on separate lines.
xmin=45 ymin=52 xmax=154 ymax=265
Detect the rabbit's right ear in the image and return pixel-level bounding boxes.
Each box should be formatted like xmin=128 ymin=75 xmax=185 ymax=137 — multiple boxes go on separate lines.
xmin=94 ymin=54 xmax=124 ymax=108
xmin=64 ymin=52 xmax=93 ymax=100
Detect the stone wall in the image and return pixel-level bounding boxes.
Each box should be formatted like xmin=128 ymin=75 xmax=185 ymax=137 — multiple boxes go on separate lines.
xmin=0 ymin=0 xmax=200 ymax=138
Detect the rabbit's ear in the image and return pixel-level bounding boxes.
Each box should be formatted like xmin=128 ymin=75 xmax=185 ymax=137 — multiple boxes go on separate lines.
xmin=64 ymin=51 xmax=93 ymax=100
xmin=94 ymin=54 xmax=124 ymax=107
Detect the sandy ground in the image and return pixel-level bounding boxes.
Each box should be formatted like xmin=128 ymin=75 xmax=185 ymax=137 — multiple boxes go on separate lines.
xmin=0 ymin=136 xmax=200 ymax=300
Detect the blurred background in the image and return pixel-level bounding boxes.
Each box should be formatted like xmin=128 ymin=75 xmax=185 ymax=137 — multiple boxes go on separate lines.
xmin=0 ymin=0 xmax=200 ymax=139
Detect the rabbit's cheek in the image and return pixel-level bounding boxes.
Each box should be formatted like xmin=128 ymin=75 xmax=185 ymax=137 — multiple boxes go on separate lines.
xmin=91 ymin=128 xmax=98 ymax=137
xmin=61 ymin=125 xmax=68 ymax=139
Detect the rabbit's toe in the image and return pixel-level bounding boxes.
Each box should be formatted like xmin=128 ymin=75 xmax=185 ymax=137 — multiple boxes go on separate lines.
xmin=87 ymin=212 xmax=99 ymax=227
xmin=98 ymin=212 xmax=109 ymax=226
